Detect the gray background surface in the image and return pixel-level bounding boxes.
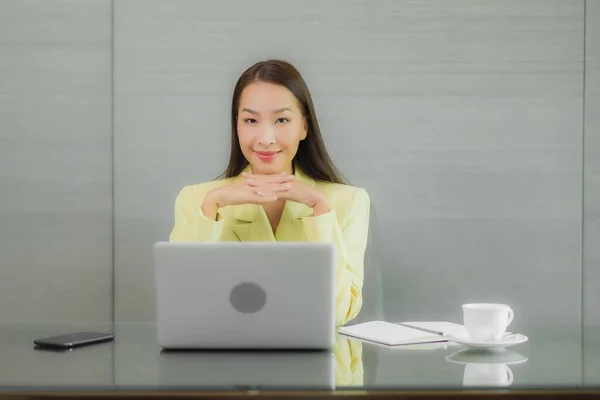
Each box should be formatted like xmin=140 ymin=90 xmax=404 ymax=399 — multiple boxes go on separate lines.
xmin=0 ymin=0 xmax=113 ymax=322
xmin=583 ymin=0 xmax=600 ymax=385
xmin=0 ymin=0 xmax=596 ymax=334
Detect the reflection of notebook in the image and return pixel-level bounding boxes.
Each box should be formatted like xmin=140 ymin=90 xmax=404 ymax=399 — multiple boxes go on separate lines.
xmin=339 ymin=321 xmax=466 ymax=347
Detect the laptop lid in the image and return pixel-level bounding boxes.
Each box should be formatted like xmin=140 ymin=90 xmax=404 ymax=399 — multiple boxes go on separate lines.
xmin=153 ymin=242 xmax=336 ymax=349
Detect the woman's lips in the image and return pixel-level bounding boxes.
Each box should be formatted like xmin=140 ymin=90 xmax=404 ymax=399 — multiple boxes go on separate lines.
xmin=255 ymin=151 xmax=280 ymax=162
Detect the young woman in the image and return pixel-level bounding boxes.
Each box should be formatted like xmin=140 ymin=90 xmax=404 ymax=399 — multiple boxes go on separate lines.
xmin=169 ymin=59 xmax=370 ymax=326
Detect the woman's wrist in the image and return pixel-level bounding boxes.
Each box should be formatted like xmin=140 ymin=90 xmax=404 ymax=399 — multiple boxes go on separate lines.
xmin=311 ymin=194 xmax=330 ymax=216
xmin=201 ymin=189 xmax=221 ymax=220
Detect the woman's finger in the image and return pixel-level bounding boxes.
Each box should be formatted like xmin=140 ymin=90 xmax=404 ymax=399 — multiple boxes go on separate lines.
xmin=246 ymin=179 xmax=292 ymax=190
xmin=255 ymin=189 xmax=281 ymax=199
xmin=245 ymin=179 xmax=260 ymax=187
xmin=252 ymin=183 xmax=292 ymax=193
xmin=249 ymin=187 xmax=278 ymax=203
xmin=269 ymin=183 xmax=292 ymax=192
xmin=244 ymin=174 xmax=294 ymax=184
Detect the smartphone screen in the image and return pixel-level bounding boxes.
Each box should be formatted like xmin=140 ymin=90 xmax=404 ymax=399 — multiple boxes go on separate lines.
xmin=34 ymin=332 xmax=114 ymax=348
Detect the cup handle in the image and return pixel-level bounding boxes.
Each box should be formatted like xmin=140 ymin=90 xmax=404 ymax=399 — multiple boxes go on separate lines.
xmin=506 ymin=366 xmax=514 ymax=385
xmin=507 ymin=308 xmax=514 ymax=326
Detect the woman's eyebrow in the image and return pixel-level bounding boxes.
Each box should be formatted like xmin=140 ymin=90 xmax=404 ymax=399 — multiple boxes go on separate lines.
xmin=241 ymin=107 xmax=292 ymax=115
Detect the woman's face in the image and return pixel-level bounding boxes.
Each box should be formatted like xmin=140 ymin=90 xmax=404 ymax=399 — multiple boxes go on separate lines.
xmin=237 ymin=81 xmax=307 ymax=175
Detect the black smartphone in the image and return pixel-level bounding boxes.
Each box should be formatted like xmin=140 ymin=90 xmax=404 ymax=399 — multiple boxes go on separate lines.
xmin=33 ymin=332 xmax=114 ymax=349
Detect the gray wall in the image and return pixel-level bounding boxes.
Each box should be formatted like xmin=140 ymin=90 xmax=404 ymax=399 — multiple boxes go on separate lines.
xmin=0 ymin=0 xmax=113 ymax=322
xmin=584 ymin=0 xmax=600 ymax=386
xmin=584 ymin=0 xmax=600 ymax=328
xmin=113 ymin=0 xmax=586 ymax=326
xmin=0 ymin=0 xmax=597 ymax=330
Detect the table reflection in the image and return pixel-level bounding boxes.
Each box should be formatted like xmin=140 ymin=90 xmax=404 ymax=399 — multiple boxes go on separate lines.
xmin=152 ymin=335 xmax=363 ymax=389
xmin=446 ymin=349 xmax=528 ymax=387
xmin=334 ymin=334 xmax=363 ymax=387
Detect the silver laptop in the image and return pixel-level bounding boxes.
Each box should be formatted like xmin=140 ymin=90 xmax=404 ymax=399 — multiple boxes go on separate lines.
xmin=153 ymin=241 xmax=336 ymax=350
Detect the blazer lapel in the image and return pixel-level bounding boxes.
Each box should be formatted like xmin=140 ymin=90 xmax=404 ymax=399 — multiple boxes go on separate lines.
xmin=232 ymin=203 xmax=276 ymax=242
xmin=275 ymin=166 xmax=317 ymax=241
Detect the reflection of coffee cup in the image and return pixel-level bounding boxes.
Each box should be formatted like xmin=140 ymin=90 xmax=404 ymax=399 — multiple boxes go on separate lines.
xmin=463 ymin=363 xmax=514 ymax=387
xmin=462 ymin=303 xmax=514 ymax=342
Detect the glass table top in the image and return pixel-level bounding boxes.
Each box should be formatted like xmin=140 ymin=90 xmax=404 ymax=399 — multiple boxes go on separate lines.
xmin=0 ymin=322 xmax=598 ymax=394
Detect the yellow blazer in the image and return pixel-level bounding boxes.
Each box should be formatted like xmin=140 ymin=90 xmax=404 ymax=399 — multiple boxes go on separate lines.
xmin=169 ymin=165 xmax=371 ymax=326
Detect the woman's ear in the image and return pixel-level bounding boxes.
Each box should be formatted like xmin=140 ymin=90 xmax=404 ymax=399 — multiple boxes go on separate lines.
xmin=301 ymin=118 xmax=308 ymax=140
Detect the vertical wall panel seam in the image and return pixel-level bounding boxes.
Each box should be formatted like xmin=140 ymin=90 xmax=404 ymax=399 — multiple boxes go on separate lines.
xmin=111 ymin=0 xmax=116 ymax=325
xmin=581 ymin=0 xmax=587 ymax=384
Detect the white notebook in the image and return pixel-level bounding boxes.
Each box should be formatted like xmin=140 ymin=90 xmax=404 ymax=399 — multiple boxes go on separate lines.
xmin=338 ymin=321 xmax=466 ymax=346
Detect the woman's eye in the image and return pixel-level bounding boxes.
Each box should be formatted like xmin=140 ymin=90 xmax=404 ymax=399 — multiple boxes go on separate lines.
xmin=244 ymin=118 xmax=257 ymax=124
xmin=276 ymin=118 xmax=289 ymax=123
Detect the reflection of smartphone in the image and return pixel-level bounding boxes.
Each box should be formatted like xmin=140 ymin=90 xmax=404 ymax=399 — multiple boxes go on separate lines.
xmin=33 ymin=332 xmax=114 ymax=349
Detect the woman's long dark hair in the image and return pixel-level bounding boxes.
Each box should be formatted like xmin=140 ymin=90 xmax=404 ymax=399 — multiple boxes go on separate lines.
xmin=220 ymin=59 xmax=345 ymax=184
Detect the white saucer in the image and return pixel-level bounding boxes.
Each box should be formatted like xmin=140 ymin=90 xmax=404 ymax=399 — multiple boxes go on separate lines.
xmin=443 ymin=331 xmax=528 ymax=350
xmin=446 ymin=349 xmax=528 ymax=365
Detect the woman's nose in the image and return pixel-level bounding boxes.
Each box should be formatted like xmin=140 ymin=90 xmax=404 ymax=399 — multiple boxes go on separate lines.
xmin=258 ymin=126 xmax=276 ymax=146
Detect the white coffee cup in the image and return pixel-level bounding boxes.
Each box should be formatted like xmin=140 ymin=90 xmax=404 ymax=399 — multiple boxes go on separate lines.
xmin=463 ymin=363 xmax=514 ymax=387
xmin=462 ymin=303 xmax=514 ymax=342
